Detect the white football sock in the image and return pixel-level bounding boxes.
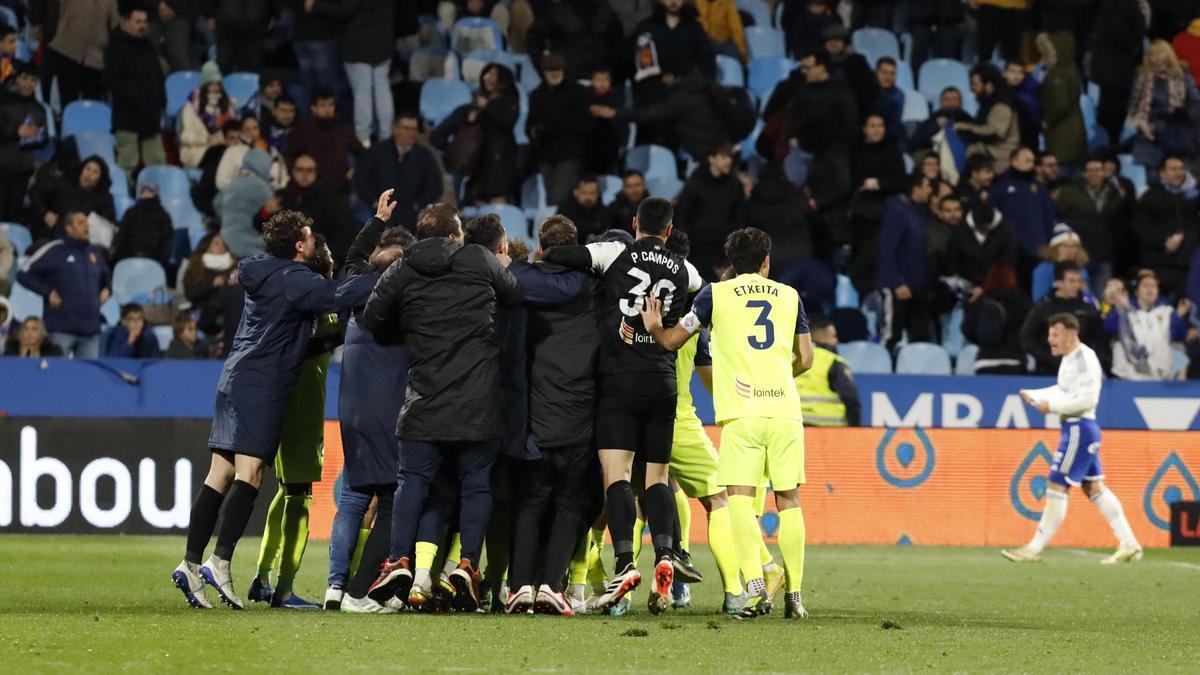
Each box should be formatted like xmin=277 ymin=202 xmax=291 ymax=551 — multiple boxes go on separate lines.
xmin=413 ymin=568 xmax=432 ymax=593
xmin=1028 ymin=490 xmax=1068 ymax=554
xmin=1091 ymin=488 xmax=1140 ymax=550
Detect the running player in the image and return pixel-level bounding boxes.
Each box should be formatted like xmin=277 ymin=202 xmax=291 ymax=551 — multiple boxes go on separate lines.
xmin=641 ymin=227 xmax=814 ymax=620
xmin=1003 ymin=313 xmax=1143 ymax=564
xmin=541 ymin=197 xmax=702 ymax=615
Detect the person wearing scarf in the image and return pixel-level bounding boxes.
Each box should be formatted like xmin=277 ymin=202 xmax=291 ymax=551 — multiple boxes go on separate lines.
xmin=1125 ymin=39 xmax=1200 ymax=170
xmin=179 ymin=61 xmax=240 ymax=169
xmin=1104 ymin=270 xmax=1189 ymax=380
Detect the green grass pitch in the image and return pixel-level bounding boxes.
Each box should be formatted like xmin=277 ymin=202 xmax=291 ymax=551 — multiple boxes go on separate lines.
xmin=1 ymin=535 xmax=1197 ymax=672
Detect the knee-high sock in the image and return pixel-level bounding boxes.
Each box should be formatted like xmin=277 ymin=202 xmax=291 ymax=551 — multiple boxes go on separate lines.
xmin=728 ymin=494 xmax=767 ymax=594
xmin=568 ymin=533 xmax=589 ymax=586
xmin=586 ymin=528 xmax=607 ymax=590
xmin=349 ymin=527 xmax=371 ymax=578
xmin=441 ymin=533 xmax=463 ymax=576
xmin=256 ymin=487 xmax=286 ymax=578
xmin=674 ymin=490 xmax=692 ymax=553
xmin=1028 ymin=490 xmax=1068 ymax=554
xmin=213 ymin=480 xmax=260 ymax=561
xmin=644 ymin=483 xmax=676 ymax=561
xmin=413 ymin=540 xmax=439 ymax=592
xmin=274 ymin=494 xmax=311 ymax=595
xmin=777 ymin=507 xmax=806 ymax=593
xmin=606 ymin=481 xmax=636 ymax=570
xmin=754 ymin=487 xmax=775 ymax=567
xmin=708 ymin=506 xmax=743 ymax=595
xmin=1091 ymin=488 xmax=1140 ymax=549
xmin=185 ymin=485 xmax=226 ymax=564
xmin=631 ymin=516 xmax=645 ymax=564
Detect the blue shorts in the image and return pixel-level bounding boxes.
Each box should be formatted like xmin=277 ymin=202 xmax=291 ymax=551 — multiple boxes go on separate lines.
xmin=1048 ymin=419 xmax=1104 ymax=488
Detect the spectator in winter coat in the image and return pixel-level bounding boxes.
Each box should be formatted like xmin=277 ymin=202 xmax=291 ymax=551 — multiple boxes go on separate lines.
xmin=675 ymin=143 xmax=745 ymax=279
xmin=181 ymin=232 xmax=238 ymax=339
xmin=287 ymin=0 xmax=340 ymax=101
xmin=781 ymin=0 xmax=838 ymax=61
xmin=877 ymin=174 xmax=935 ymax=349
xmin=558 ymin=175 xmax=611 ymax=244
xmin=1125 ymin=40 xmax=1200 ymax=170
xmin=16 ymin=211 xmax=112 ymax=358
xmin=874 ymin=57 xmax=906 ymax=144
xmin=284 ymin=89 xmax=365 ymax=195
xmin=848 ymin=114 xmax=907 ymax=292
xmin=1002 ymin=61 xmax=1042 ymax=151
xmin=275 ymin=154 xmax=354 ymax=264
xmin=104 ymin=303 xmax=162 ymax=358
xmin=990 ymin=147 xmax=1056 ymax=291
xmin=1091 ymin=0 xmax=1150 ymax=144
xmin=217 ymin=149 xmax=275 ymax=259
xmin=353 ymin=114 xmax=444 ymax=231
xmin=631 ymin=0 xmax=716 ymax=113
xmin=210 ymin=0 xmax=271 ymax=73
xmin=4 ymin=316 xmax=64 ymax=357
xmin=178 ymin=61 xmax=238 ymax=169
xmin=787 ymin=50 xmax=860 ymax=217
xmin=962 ymin=285 xmax=1033 ymax=374
xmin=1038 ymin=32 xmax=1087 ymax=167
xmin=46 ymin=0 xmax=118 ymax=103
xmin=1020 ymin=261 xmax=1107 ymax=374
xmin=748 ymin=164 xmax=831 ymax=309
xmin=608 ymin=170 xmax=648 ymax=234
xmin=215 ymin=115 xmax=288 ymax=191
xmin=1054 ymin=156 xmax=1123 ymax=293
xmin=910 ymin=87 xmax=973 ymax=153
xmin=1030 ymin=224 xmax=1094 ymax=302
xmin=956 ymin=153 xmax=997 ymax=208
xmin=908 ymin=0 xmax=967 ymax=69
xmin=111 ymin=182 xmax=173 ymax=269
xmin=956 ymin=64 xmax=1021 ymax=173
xmin=191 ymin=119 xmax=240 ymax=218
xmin=946 ymin=202 xmax=1018 ymax=293
xmin=1132 ymin=156 xmax=1200 ymax=295
xmin=527 ymin=53 xmax=591 ymax=206
xmin=926 ymin=191 xmax=963 ymax=281
xmin=524 ymin=0 xmax=625 ymax=81
xmin=823 ymin=24 xmax=880 ymax=123
xmin=166 ymin=311 xmax=208 ymax=359
xmin=0 ymin=64 xmax=49 ymax=222
xmin=29 ymin=155 xmax=116 ymax=242
xmin=311 ymin=0 xmax=394 ymax=146
xmin=583 ymin=67 xmax=626 ymax=175
xmin=1104 ymin=270 xmax=1189 ymax=380
xmin=975 ymin=0 xmax=1032 ymax=64
xmin=104 ymin=6 xmax=166 ymax=177
xmin=432 ymin=63 xmax=520 ymax=204
xmin=694 ymin=0 xmax=748 ymax=62
xmin=263 ymin=96 xmax=296 ymax=153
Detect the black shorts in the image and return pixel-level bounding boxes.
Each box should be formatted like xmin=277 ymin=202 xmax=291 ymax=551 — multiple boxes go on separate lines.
xmin=595 ymin=373 xmax=676 ymax=464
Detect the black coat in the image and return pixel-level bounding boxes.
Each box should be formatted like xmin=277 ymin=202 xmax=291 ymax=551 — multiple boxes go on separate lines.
xmin=431 ymin=84 xmax=520 ymax=202
xmin=632 ymin=5 xmax=716 ymax=82
xmin=910 ymin=108 xmax=973 ymax=151
xmin=103 ymin=26 xmax=165 ymax=137
xmin=30 ymin=168 xmax=116 ymax=238
xmin=286 ymin=0 xmax=337 ymax=40
xmin=830 ymin=51 xmax=880 ymax=121
xmin=280 ymin=183 xmax=353 ymax=263
xmin=1019 ymin=292 xmax=1108 ymax=374
xmin=617 ymin=71 xmax=723 ymax=161
xmin=112 ymin=196 xmax=173 ymax=268
xmin=1133 ymin=184 xmax=1200 ymax=283
xmin=362 ymin=238 xmax=522 ymax=442
xmin=747 ymin=168 xmax=813 ymax=264
xmin=312 ymin=0 xmax=395 ymax=64
xmin=945 ymin=219 xmax=1017 ymax=286
xmin=1055 ymin=179 xmax=1123 ymax=264
xmin=850 ymin=139 xmax=908 ymax=208
xmin=558 ymin=197 xmax=611 ymax=243
xmin=1089 ymin=0 xmax=1147 ymax=86
xmin=607 ymin=191 xmax=642 ymax=235
xmin=962 ymin=287 xmax=1032 ymax=370
xmin=675 ymin=167 xmax=745 ymax=250
xmin=788 ymin=79 xmax=861 ymax=155
xmin=525 ymin=0 xmax=625 ymax=80
xmin=0 ymin=90 xmax=49 ymax=176
xmin=527 ymin=81 xmax=591 ymax=165
xmin=352 ymin=141 xmax=443 ymax=230
xmin=212 ymin=0 xmax=272 ymax=31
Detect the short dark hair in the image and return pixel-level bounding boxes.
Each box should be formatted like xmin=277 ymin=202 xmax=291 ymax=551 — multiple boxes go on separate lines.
xmin=463 ymin=214 xmax=506 ymax=251
xmin=664 ymin=230 xmax=691 ymax=257
xmin=172 ymin=311 xmax=195 ymax=337
xmin=877 ymin=56 xmax=897 ymax=69
xmin=395 ymin=111 xmax=420 ymax=126
xmin=220 ymin=118 xmax=241 ymax=135
xmin=1010 ymin=146 xmax=1034 ymax=161
xmin=810 ymin=315 xmax=833 ymax=332
xmin=1084 ymin=152 xmax=1106 ymax=168
xmin=576 ymin=174 xmax=599 ymax=187
xmin=803 ymin=49 xmax=831 ymax=69
xmin=636 ymin=197 xmax=673 ymax=235
xmin=966 ymin=153 xmax=993 ymax=174
xmin=970 ymin=62 xmax=1003 ymax=91
xmin=415 ymin=203 xmax=460 ymax=240
xmin=940 ymin=86 xmax=961 ymax=99
xmin=263 ymin=210 xmax=312 ymax=258
xmin=120 ymin=303 xmax=145 ymax=319
xmin=1048 ymin=312 xmax=1080 ymax=331
xmin=909 ymin=172 xmax=931 ymax=191
xmin=539 ymin=215 xmax=578 ymax=249
xmin=379 ymin=226 xmax=415 ymax=250
xmin=1036 ymin=150 xmax=1056 ymax=163
xmin=274 ymin=95 xmax=296 ymax=108
xmin=311 ymin=88 xmax=335 ymax=104
xmin=707 ymin=141 xmax=734 ymax=158
xmin=724 ymin=227 xmax=772 ymax=274
xmin=621 ymin=169 xmax=645 ymax=181
xmin=0 ymin=22 xmax=15 ymax=37
xmin=1053 ymin=260 xmax=1081 ymax=280
xmin=1160 ymin=154 xmax=1185 ymax=171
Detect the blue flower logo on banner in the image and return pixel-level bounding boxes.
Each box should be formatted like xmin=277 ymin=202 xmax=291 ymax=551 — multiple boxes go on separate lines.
xmin=1142 ymin=452 xmax=1200 ymax=530
xmin=1010 ymin=442 xmax=1054 ymax=521
xmin=875 ymin=428 xmax=935 ymax=488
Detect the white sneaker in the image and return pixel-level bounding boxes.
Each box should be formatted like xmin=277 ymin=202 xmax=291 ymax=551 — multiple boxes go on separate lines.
xmin=324 ymin=585 xmax=345 ymax=610
xmin=534 ymin=584 xmax=574 ymax=616
xmin=1100 ymin=547 xmax=1143 ymax=565
xmin=340 ymin=594 xmax=399 ymax=614
xmin=199 ymin=555 xmax=244 ymax=609
xmin=171 ymin=560 xmax=212 ymax=609
xmin=385 ymin=596 xmax=406 ymax=611
xmin=1000 ymin=547 xmax=1042 ymax=563
xmin=567 ymin=584 xmax=588 ymax=615
xmin=594 ymin=564 xmax=641 ymax=614
xmin=505 ymin=585 xmax=534 ymax=614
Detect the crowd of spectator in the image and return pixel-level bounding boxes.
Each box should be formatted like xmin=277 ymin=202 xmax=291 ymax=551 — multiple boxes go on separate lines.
xmin=0 ymin=0 xmax=1198 ymax=383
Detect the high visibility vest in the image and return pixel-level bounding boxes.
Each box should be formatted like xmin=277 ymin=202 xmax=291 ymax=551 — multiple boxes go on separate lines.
xmin=794 ymin=346 xmax=848 ymax=426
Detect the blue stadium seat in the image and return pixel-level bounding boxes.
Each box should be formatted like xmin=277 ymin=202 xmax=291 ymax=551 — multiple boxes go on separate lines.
xmin=896 ymin=342 xmax=952 ymax=375
xmin=420 ymin=78 xmax=472 ymax=126
xmin=1171 ymin=349 xmax=1190 ymax=379
xmin=114 ymin=193 xmax=134 ymax=220
xmin=451 ymin=17 xmax=504 ymax=55
xmin=955 ymin=344 xmax=979 ymax=375
xmin=61 ymin=100 xmax=112 ymax=137
xmin=137 ymin=165 xmax=190 ymax=201
xmin=918 ymin=59 xmax=974 ymax=116
xmin=104 ymin=158 xmax=128 ymax=199
xmin=852 ymin=28 xmax=900 ymax=68
xmin=1079 ymin=93 xmax=1110 ymax=151
xmin=646 ymin=175 xmax=684 ymax=200
xmin=112 ymin=257 xmax=167 ymax=305
xmin=101 ymin=297 xmax=119 ymax=326
xmin=716 ymin=54 xmax=744 ymax=87
xmin=512 ymin=52 xmax=541 ymax=91
xmin=900 ymin=88 xmax=929 ymax=122
xmin=165 ymin=70 xmax=200 ymax=119
xmin=162 ymin=196 xmax=204 ymax=235
xmin=737 ymin=0 xmax=772 ymax=27
xmin=598 ymin=174 xmax=622 ymax=205
xmin=740 ymin=119 xmax=764 ymax=162
xmin=152 ymin=325 xmax=174 ymax=351
xmin=941 ymin=306 xmax=965 ymax=358
xmin=1 ymin=222 xmax=32 ymax=256
xmin=625 ymin=144 xmax=677 ymax=180
xmin=73 ymin=132 xmax=116 ymax=165
xmin=530 ymin=205 xmax=557 ymax=238
xmin=0 ymin=6 xmax=16 ymax=30
xmin=479 ymin=203 xmax=530 ymax=242
xmin=748 ymin=56 xmax=792 ymax=101
xmin=745 ymin=26 xmax=786 ymax=59
xmin=1119 ymin=155 xmax=1148 ymax=197
xmin=896 ymin=59 xmax=915 ymax=91
xmin=462 ymin=49 xmax=516 ymax=86
xmin=832 ymin=307 xmax=869 ymax=342
xmin=520 ymin=174 xmax=547 ymax=217
xmin=223 ymin=72 xmax=259 ymax=107
xmin=839 ymin=340 xmax=892 ymax=374
xmin=835 ymin=274 xmax=858 ymax=309
xmin=514 ymin=84 xmax=530 ymax=145
xmin=9 ymin=281 xmax=44 ymax=320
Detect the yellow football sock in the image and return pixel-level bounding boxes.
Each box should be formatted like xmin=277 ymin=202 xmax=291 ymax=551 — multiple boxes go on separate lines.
xmin=415 ymin=541 xmax=438 ymax=572
xmin=753 ymin=486 xmax=775 ymax=567
xmin=778 ymin=507 xmax=806 ymax=593
xmin=728 ymin=495 xmax=766 ymax=588
xmin=348 ymin=527 xmax=371 ymax=578
xmin=586 ymin=529 xmax=607 ymax=591
xmin=568 ymin=535 xmax=589 ymax=586
xmin=632 ymin=517 xmax=645 ymax=564
xmin=442 ymin=533 xmax=462 ymax=576
xmin=674 ymin=489 xmax=692 ymax=552
xmin=708 ymin=505 xmax=743 ymax=595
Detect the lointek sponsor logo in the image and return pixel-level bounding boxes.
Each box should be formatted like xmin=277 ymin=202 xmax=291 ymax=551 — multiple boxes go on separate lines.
xmin=0 ymin=426 xmax=192 ymax=529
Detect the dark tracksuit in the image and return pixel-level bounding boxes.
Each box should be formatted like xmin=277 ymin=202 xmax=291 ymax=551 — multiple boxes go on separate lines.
xmin=877 ymin=195 xmax=932 ymax=350
xmin=16 ymin=237 xmax=111 ymax=351
xmin=362 ymin=239 xmax=522 ymax=567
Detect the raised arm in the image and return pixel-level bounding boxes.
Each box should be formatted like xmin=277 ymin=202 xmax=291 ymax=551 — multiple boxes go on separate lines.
xmin=284 ymin=267 xmax=376 ymax=314
xmin=641 ymin=284 xmax=713 ymax=352
xmin=343 ymin=190 xmax=398 ymax=276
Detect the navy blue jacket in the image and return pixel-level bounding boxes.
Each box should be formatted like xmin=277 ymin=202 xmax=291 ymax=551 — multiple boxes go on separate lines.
xmin=104 ymin=324 xmax=162 ymax=358
xmin=17 ymin=238 xmax=111 ymax=336
xmin=218 ymin=254 xmax=375 ymax=431
xmin=991 ymin=170 xmax=1056 ymax=258
xmin=877 ymin=195 xmax=929 ymax=292
xmin=1188 ymin=247 xmax=1200 ymax=307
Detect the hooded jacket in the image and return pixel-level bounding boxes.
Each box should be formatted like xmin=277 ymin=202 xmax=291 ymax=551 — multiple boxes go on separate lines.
xmin=1038 ymin=32 xmax=1086 ymax=163
xmin=991 ymin=168 xmax=1056 ymax=258
xmin=615 ymin=69 xmax=724 ymax=160
xmin=1019 ymin=291 xmax=1107 ymax=374
xmin=311 ymin=0 xmax=395 ymax=64
xmin=1090 ymin=0 xmax=1148 ymax=87
xmin=877 ymin=195 xmax=930 ymax=292
xmin=362 ymin=238 xmax=522 ymax=442
xmin=112 ymin=194 xmax=173 ymax=268
xmin=17 ymin=237 xmax=111 ymax=336
xmin=0 ymin=89 xmax=49 ymax=176
xmin=216 ymin=149 xmax=274 ymax=259
xmin=103 ymin=24 xmax=166 ymax=137
xmin=527 ymin=79 xmax=592 ymax=165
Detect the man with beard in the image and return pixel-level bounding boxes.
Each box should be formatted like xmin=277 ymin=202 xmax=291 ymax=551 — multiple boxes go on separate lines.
xmin=558 ymin=175 xmax=611 ymax=244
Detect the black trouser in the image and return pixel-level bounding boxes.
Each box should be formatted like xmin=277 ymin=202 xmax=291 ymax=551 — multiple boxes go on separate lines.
xmin=216 ymin=27 xmax=265 ymax=74
xmin=0 ymin=170 xmax=31 ymax=224
xmin=48 ymin=50 xmax=107 ymax=104
xmin=1098 ymin=84 xmax=1131 ymax=147
xmin=975 ymin=5 xmax=1028 ymax=63
xmin=881 ymin=286 xmax=933 ymax=351
xmin=509 ymin=444 xmax=596 ymax=592
xmin=346 ymin=483 xmax=396 ymax=598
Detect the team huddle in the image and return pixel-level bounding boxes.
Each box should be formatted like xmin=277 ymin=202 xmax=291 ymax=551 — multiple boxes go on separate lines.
xmin=168 ymin=188 xmax=1142 ymax=620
